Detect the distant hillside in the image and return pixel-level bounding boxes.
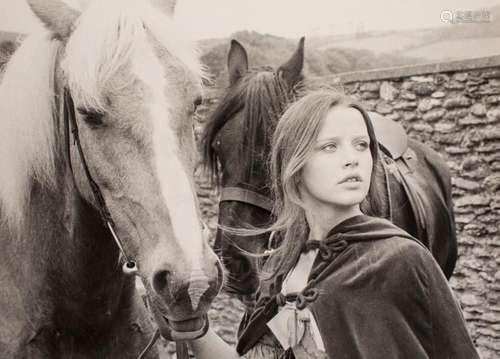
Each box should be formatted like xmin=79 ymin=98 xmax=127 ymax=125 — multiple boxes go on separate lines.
xmin=310 ymin=5 xmax=500 ymax=61
xmin=4 ymin=4 xmax=499 ymax=80
xmin=199 ymin=31 xmax=424 ymax=85
xmin=200 ymin=5 xmax=500 ymax=82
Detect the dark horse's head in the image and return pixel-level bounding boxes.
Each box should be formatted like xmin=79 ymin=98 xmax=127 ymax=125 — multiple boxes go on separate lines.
xmin=202 ymin=39 xmax=304 ymax=297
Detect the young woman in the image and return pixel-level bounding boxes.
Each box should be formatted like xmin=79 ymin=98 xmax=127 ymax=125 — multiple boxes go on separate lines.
xmin=190 ymin=90 xmax=479 ymax=358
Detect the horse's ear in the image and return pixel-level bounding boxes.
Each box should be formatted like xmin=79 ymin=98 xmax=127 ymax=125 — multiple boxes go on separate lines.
xmin=150 ymin=0 xmax=177 ymax=16
xmin=277 ymin=37 xmax=305 ymax=87
xmin=227 ymin=39 xmax=249 ymax=86
xmin=27 ymin=0 xmax=80 ymax=39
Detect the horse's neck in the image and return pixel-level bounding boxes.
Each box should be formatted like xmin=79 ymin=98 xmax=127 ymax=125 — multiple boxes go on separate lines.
xmin=26 ymin=177 xmax=133 ymax=331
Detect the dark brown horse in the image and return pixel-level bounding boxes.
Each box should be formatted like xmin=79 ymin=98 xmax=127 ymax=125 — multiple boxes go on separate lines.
xmin=202 ymin=38 xmax=457 ymax=302
xmin=0 ymin=0 xmax=222 ymax=357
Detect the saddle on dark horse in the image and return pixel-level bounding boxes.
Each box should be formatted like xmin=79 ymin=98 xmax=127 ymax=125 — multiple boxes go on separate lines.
xmin=368 ymin=112 xmax=457 ymax=279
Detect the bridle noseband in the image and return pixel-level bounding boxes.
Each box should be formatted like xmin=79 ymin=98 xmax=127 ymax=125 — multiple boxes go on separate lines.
xmin=219 ymin=186 xmax=273 ymax=213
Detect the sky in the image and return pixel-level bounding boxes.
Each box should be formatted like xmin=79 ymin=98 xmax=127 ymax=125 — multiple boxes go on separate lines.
xmin=0 ymin=0 xmax=499 ymax=39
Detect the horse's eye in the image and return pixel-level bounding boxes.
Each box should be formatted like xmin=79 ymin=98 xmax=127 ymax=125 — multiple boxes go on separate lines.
xmin=193 ymin=96 xmax=203 ymax=111
xmin=77 ymin=107 xmax=105 ymax=127
xmin=212 ymin=139 xmax=221 ymax=151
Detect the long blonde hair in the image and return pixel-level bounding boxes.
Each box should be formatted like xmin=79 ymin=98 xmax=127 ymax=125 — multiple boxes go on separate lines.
xmin=264 ymin=89 xmax=384 ymax=279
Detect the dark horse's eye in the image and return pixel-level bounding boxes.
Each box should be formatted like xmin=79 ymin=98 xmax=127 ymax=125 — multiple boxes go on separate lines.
xmin=212 ymin=136 xmax=221 ymax=151
xmin=77 ymin=107 xmax=105 ymax=127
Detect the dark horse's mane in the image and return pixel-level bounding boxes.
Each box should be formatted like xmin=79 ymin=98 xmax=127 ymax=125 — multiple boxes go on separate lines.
xmin=202 ymin=68 xmax=299 ymax=185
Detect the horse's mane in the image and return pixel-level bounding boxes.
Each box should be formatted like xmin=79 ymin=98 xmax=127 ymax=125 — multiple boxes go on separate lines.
xmin=0 ymin=33 xmax=60 ymax=230
xmin=202 ymin=69 xmax=295 ymax=185
xmin=0 ymin=0 xmax=204 ymax=229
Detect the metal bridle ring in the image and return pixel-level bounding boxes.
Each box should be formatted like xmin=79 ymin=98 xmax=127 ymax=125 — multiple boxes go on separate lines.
xmin=123 ymin=260 xmax=138 ymax=275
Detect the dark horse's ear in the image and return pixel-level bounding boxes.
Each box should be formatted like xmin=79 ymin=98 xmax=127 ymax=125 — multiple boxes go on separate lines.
xmin=228 ymin=39 xmax=249 ymax=86
xmin=277 ymin=37 xmax=305 ymax=87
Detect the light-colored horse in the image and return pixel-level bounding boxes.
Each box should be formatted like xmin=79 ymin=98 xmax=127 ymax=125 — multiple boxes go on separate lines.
xmin=0 ymin=0 xmax=222 ymax=357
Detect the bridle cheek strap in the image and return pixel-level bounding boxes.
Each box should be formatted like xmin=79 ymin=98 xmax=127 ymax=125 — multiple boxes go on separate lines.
xmin=63 ymin=88 xmax=195 ymax=359
xmin=63 ymin=88 xmax=136 ymax=269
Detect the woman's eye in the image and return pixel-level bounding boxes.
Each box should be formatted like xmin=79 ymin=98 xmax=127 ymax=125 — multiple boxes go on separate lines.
xmin=355 ymin=141 xmax=369 ymax=151
xmin=322 ymin=143 xmax=337 ymax=152
xmin=77 ymin=107 xmax=105 ymax=127
xmin=193 ymin=96 xmax=203 ymax=113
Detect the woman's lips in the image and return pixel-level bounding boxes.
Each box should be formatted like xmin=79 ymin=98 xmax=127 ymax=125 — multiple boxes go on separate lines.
xmin=338 ymin=174 xmax=362 ymax=184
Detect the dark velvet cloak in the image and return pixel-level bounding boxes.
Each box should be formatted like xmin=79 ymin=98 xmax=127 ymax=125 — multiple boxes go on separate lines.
xmin=236 ymin=215 xmax=479 ymax=359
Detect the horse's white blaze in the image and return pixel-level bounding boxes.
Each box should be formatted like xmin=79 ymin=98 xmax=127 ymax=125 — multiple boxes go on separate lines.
xmin=132 ymin=38 xmax=205 ymax=271
xmin=188 ymin=271 xmax=210 ymax=310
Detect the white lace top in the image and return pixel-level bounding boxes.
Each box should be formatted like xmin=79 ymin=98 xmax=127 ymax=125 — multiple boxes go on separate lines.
xmin=242 ymin=249 xmax=328 ymax=359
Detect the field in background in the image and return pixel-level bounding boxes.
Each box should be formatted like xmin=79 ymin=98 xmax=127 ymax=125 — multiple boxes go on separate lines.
xmin=1 ymin=5 xmax=499 ymax=81
xmin=199 ymin=5 xmax=500 ymax=84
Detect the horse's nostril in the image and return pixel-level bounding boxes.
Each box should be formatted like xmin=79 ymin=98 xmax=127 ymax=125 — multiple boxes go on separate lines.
xmin=152 ymin=270 xmax=171 ymax=294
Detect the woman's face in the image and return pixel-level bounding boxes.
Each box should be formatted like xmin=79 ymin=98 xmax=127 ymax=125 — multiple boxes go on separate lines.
xmin=299 ymin=106 xmax=373 ymax=211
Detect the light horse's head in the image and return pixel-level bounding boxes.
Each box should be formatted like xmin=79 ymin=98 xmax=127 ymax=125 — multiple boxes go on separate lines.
xmin=202 ymin=39 xmax=304 ymax=297
xmin=12 ymin=0 xmax=221 ymax=338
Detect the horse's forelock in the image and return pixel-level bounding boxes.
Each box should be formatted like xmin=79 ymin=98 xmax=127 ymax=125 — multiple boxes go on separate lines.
xmin=202 ymin=81 xmax=245 ymax=185
xmin=204 ymin=70 xmax=294 ymax=184
xmin=202 ymin=70 xmax=294 ymax=186
xmin=242 ymin=72 xmax=293 ymax=178
xmin=63 ymin=0 xmax=204 ymax=111
xmin=0 ymin=0 xmax=205 ymax=231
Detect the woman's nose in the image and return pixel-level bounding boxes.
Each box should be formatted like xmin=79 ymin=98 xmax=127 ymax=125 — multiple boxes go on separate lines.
xmin=343 ymin=158 xmax=359 ymax=168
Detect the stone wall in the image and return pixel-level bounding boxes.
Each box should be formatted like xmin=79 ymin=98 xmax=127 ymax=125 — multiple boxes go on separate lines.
xmin=179 ymin=56 xmax=500 ymax=358
xmin=329 ymin=57 xmax=500 ymax=359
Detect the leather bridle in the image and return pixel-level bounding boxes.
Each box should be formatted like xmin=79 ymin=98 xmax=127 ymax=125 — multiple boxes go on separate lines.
xmin=213 ymin=112 xmax=277 ymax=253
xmin=219 ymin=186 xmax=273 ymax=213
xmin=62 ymin=88 xmax=194 ymax=359
xmin=63 ymin=88 xmax=138 ymax=273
